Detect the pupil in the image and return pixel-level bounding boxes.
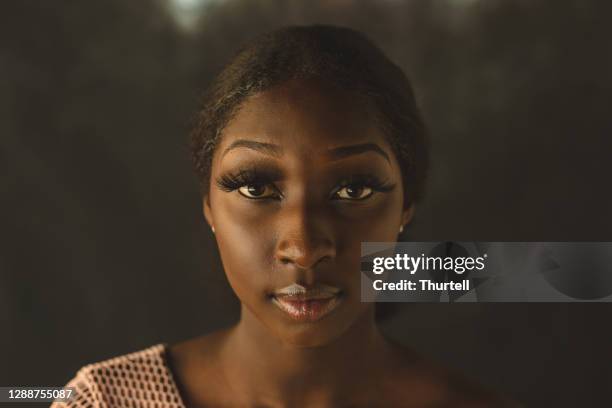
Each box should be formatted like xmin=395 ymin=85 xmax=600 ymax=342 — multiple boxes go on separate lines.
xmin=346 ymin=185 xmax=362 ymax=197
xmin=247 ymin=184 xmax=264 ymax=196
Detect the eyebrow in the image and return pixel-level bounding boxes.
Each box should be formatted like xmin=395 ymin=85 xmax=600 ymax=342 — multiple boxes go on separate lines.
xmin=222 ymin=139 xmax=390 ymax=163
xmin=328 ymin=143 xmax=390 ymax=163
xmin=222 ymin=139 xmax=282 ymax=158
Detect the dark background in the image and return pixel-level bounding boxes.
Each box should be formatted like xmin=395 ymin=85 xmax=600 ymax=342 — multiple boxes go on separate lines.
xmin=2 ymin=0 xmax=611 ymax=406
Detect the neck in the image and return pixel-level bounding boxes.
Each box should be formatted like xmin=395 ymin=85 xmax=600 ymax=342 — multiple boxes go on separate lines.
xmin=219 ymin=305 xmax=390 ymax=406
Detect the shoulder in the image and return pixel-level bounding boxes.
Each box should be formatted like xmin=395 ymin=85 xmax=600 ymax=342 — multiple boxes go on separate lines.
xmin=51 ymin=344 xmax=184 ymax=408
xmin=380 ymin=345 xmax=522 ymax=407
xmin=164 ymin=331 xmax=232 ymax=406
xmin=437 ymin=368 xmax=522 ymax=407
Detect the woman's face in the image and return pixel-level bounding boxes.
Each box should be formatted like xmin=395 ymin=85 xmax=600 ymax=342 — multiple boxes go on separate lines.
xmin=205 ymin=79 xmax=413 ymax=347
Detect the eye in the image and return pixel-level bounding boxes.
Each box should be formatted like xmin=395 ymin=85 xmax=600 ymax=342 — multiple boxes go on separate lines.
xmin=216 ymin=168 xmax=283 ymax=200
xmin=331 ymin=174 xmax=395 ymax=201
xmin=237 ymin=184 xmax=278 ymax=199
xmin=334 ymin=185 xmax=374 ymax=200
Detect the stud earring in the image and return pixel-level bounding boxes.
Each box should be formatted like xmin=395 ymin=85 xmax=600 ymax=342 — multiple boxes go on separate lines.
xmin=211 ymin=225 xmax=215 ymax=234
xmin=399 ymin=225 xmax=404 ymax=233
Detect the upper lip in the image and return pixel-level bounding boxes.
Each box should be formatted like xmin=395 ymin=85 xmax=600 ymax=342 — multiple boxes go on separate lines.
xmin=273 ymin=283 xmax=341 ymax=300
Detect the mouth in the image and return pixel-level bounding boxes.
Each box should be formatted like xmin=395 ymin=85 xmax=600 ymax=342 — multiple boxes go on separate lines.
xmin=270 ymin=283 xmax=343 ymax=322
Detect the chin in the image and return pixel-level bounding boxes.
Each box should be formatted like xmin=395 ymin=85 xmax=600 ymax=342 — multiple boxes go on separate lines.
xmin=266 ymin=305 xmax=363 ymax=348
xmin=277 ymin=325 xmax=346 ymax=348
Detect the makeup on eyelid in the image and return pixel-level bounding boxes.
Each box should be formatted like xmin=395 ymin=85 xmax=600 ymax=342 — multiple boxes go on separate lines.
xmin=215 ymin=168 xmax=396 ymax=200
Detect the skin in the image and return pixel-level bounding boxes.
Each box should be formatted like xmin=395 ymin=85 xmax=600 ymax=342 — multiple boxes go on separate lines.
xmin=168 ymin=79 xmax=515 ymax=407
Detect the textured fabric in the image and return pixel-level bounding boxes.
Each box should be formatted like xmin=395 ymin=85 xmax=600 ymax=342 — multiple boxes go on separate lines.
xmin=51 ymin=344 xmax=186 ymax=408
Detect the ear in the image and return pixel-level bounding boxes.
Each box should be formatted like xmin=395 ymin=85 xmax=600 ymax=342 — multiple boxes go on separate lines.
xmin=203 ymin=194 xmax=214 ymax=230
xmin=402 ymin=204 xmax=416 ymax=227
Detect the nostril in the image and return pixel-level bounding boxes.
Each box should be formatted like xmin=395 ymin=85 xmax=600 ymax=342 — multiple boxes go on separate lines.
xmin=275 ymin=238 xmax=336 ymax=269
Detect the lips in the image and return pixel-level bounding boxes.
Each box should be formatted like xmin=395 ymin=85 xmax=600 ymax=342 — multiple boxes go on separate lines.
xmin=271 ymin=283 xmax=342 ymax=322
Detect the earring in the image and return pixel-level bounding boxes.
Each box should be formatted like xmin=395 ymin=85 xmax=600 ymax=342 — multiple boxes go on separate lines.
xmin=399 ymin=225 xmax=404 ymax=233
xmin=211 ymin=225 xmax=215 ymax=234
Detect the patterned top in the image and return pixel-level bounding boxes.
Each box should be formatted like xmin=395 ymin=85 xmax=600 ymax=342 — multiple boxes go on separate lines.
xmin=51 ymin=344 xmax=186 ymax=408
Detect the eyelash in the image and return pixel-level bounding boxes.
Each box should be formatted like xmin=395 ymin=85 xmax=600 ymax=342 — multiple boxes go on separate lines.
xmin=215 ymin=170 xmax=395 ymax=200
xmin=216 ymin=168 xmax=279 ymax=189
xmin=330 ymin=175 xmax=395 ymax=200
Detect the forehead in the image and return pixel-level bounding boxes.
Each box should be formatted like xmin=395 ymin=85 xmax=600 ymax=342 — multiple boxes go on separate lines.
xmin=218 ymin=79 xmax=389 ymax=153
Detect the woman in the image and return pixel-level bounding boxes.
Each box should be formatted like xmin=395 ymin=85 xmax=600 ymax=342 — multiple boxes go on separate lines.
xmin=54 ymin=25 xmax=516 ymax=407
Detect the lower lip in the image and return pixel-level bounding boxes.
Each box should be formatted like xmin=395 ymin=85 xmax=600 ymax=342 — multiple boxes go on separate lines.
xmin=271 ymin=295 xmax=341 ymax=322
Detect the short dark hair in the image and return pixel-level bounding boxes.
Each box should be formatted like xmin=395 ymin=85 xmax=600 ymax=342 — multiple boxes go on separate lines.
xmin=190 ymin=24 xmax=429 ymax=208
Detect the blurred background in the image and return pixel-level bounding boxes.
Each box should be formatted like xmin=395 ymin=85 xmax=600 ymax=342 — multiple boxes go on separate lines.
xmin=1 ymin=0 xmax=611 ymax=406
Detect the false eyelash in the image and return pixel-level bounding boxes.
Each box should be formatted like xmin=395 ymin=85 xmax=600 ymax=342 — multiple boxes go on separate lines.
xmin=216 ymin=170 xmax=394 ymax=199
xmin=215 ymin=168 xmax=280 ymax=192
xmin=331 ymin=174 xmax=396 ymax=197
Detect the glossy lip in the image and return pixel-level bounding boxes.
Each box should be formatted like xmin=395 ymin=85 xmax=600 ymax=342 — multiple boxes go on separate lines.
xmin=271 ymin=283 xmax=342 ymax=322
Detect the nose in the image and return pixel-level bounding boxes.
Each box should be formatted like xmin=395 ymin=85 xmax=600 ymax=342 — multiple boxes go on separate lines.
xmin=274 ymin=203 xmax=336 ymax=270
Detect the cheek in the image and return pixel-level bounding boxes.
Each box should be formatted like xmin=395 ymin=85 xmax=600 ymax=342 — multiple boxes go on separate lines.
xmin=211 ymin=195 xmax=276 ymax=304
xmin=334 ymin=189 xmax=405 ymax=243
xmin=328 ymin=190 xmax=405 ymax=296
